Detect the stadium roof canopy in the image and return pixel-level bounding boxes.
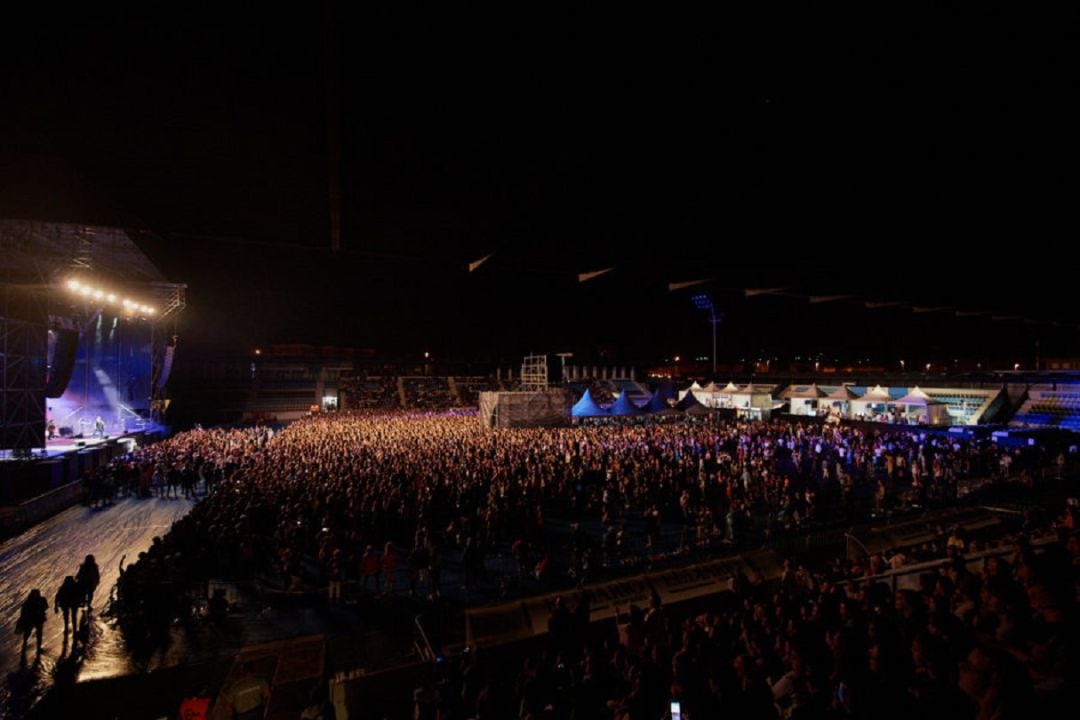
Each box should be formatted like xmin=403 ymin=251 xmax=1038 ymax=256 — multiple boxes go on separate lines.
xmin=0 ymin=219 xmax=167 ymax=285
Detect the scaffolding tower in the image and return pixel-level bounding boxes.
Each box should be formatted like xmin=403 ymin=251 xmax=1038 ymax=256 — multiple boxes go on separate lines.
xmin=520 ymin=354 xmax=549 ymax=392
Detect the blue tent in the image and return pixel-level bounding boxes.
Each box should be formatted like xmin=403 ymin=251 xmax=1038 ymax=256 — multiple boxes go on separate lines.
xmin=657 ymin=379 xmax=677 ymax=401
xmin=676 ymin=389 xmax=709 ymax=413
xmin=643 ymin=390 xmax=680 ymax=414
xmin=571 ymin=389 xmax=608 ymax=417
xmin=610 ymin=391 xmax=646 ymax=416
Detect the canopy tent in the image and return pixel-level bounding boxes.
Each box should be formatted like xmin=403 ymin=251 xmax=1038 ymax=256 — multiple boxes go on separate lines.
xmin=782 ymin=384 xmax=828 ymax=417
xmin=701 ymin=381 xmax=741 ymax=408
xmin=825 ymin=385 xmax=860 ymax=401
xmin=680 ymin=380 xmax=726 ymax=406
xmin=893 ymin=387 xmax=950 ymax=425
xmin=676 ymin=389 xmax=708 ymax=412
xmin=684 ymin=402 xmax=714 ymax=417
xmin=851 ymin=385 xmax=909 ymax=423
xmin=643 ymin=391 xmax=680 ymax=414
xmin=678 ymin=381 xmax=706 ymax=403
xmin=859 ymin=385 xmax=892 ymax=402
xmin=571 ymin=389 xmax=608 ymax=418
xmin=782 ymin=384 xmax=827 ymax=399
xmin=819 ymin=385 xmax=860 ymax=419
xmin=609 ymin=390 xmax=646 ymax=416
xmin=894 ymin=386 xmax=935 ymax=404
xmin=730 ymin=383 xmax=777 ymax=420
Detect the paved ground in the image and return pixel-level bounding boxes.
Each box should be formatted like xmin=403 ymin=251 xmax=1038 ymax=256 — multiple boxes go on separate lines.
xmin=0 ymin=496 xmax=195 ymax=717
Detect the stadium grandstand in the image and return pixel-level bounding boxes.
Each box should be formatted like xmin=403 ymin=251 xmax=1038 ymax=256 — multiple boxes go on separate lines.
xmin=165 ymin=356 xmax=1080 ymax=431
xmin=1011 ymin=386 xmax=1080 ymax=431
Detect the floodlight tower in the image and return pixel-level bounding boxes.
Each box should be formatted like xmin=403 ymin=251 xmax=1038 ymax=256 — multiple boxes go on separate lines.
xmin=692 ymin=294 xmax=723 ymax=376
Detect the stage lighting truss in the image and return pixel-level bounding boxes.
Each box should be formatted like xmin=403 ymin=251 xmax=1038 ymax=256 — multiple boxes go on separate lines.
xmin=63 ymin=278 xmax=186 ymax=320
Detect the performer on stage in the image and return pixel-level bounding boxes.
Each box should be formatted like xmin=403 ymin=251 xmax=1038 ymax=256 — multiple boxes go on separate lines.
xmin=93 ymin=415 xmax=105 ymax=438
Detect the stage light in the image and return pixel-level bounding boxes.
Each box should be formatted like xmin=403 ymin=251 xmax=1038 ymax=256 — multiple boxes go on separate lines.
xmin=63 ymin=279 xmax=157 ymax=320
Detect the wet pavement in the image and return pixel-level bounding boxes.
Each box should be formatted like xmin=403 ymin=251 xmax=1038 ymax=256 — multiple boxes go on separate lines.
xmin=0 ymin=496 xmax=195 ymax=717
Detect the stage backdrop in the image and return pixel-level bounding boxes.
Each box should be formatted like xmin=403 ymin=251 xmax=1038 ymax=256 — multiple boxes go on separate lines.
xmin=47 ymin=314 xmax=152 ymax=437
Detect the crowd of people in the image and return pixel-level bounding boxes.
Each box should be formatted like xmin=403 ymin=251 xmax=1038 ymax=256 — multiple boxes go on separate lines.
xmin=101 ymin=411 xmax=1059 ymax=628
xmin=10 ymin=406 xmax=1078 ymax=717
xmin=413 ymin=522 xmax=1079 ymax=719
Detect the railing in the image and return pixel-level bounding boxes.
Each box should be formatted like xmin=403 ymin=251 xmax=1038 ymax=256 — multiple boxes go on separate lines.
xmin=413 ymin=614 xmax=436 ymax=662
xmin=1 ymin=479 xmax=86 ymax=536
xmin=837 ymin=534 xmax=1055 ymax=593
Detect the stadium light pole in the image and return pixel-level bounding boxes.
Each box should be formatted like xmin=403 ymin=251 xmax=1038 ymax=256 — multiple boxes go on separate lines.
xmin=692 ymin=294 xmax=722 ymax=376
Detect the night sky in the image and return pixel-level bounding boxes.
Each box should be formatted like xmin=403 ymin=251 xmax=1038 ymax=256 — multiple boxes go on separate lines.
xmin=2 ymin=4 xmax=1077 ymax=367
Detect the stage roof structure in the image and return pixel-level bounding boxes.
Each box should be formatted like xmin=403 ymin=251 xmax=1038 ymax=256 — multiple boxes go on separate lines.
xmin=0 ymin=220 xmax=185 ymax=319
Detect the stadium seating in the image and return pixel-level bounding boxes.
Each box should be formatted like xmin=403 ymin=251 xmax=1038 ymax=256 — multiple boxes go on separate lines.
xmin=1010 ymin=388 xmax=1080 ymax=430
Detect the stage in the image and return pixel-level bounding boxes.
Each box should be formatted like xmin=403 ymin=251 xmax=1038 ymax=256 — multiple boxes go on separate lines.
xmin=0 ymin=422 xmax=169 ymax=463
xmin=0 ymin=425 xmax=170 ymax=535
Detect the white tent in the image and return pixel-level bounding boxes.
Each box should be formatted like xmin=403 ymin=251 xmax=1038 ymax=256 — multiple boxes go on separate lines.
xmin=781 ymin=384 xmax=827 ymax=399
xmin=825 ymin=385 xmax=860 ymax=401
xmin=782 ymin=384 xmax=828 ymax=416
xmin=893 ymin=387 xmax=950 ymax=425
xmin=692 ymin=380 xmax=739 ymax=408
xmin=851 ymin=385 xmax=896 ymax=422
xmin=678 ymin=381 xmax=706 ymax=402
xmin=861 ymin=385 xmax=892 ymax=401
xmin=821 ymin=385 xmax=859 ymax=419
xmin=730 ymin=383 xmax=775 ymax=419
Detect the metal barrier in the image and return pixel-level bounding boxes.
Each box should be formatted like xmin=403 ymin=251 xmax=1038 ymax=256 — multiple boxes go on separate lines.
xmin=838 ymin=534 xmax=1055 ymax=593
xmin=1 ymin=479 xmax=85 ymax=536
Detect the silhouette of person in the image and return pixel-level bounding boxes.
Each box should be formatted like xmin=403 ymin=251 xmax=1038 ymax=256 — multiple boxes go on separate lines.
xmin=18 ymin=588 xmax=48 ymax=663
xmin=55 ymin=575 xmax=81 ymax=633
xmin=76 ymin=554 xmax=101 ymax=612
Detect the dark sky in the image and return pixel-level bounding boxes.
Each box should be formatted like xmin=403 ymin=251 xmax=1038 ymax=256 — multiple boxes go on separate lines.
xmin=2 ymin=3 xmax=1078 ymax=367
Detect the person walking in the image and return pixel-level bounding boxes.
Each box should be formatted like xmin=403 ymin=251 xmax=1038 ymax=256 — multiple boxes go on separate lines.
xmin=17 ymin=589 xmax=48 ymax=663
xmin=76 ymin=554 xmax=101 ymax=612
xmin=54 ymin=575 xmax=81 ymax=633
